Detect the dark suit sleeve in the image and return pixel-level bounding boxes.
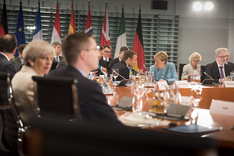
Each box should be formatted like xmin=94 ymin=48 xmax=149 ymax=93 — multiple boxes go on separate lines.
xmin=5 ymin=62 xmax=16 ymax=80
xmin=205 ymin=63 xmax=219 ymax=83
xmin=117 ymin=68 xmax=129 ymax=81
xmin=80 ymin=81 xmax=121 ymax=124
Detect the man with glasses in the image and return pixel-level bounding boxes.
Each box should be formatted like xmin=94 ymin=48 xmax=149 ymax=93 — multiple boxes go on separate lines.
xmin=47 ymin=33 xmax=121 ymax=124
xmin=99 ymin=45 xmax=112 ymax=69
xmin=205 ymin=48 xmax=232 ymax=83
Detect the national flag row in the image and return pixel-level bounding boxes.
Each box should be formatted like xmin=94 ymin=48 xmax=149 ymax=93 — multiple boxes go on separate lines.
xmin=0 ymin=0 xmax=145 ymax=72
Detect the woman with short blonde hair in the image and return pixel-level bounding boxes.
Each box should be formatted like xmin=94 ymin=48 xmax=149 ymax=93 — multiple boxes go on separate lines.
xmin=150 ymin=51 xmax=178 ymax=84
xmin=12 ymin=40 xmax=55 ymax=124
xmin=181 ymin=52 xmax=202 ymax=80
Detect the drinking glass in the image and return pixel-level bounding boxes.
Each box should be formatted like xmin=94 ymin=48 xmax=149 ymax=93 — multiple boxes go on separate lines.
xmin=189 ymin=85 xmax=202 ymax=124
xmin=133 ymin=83 xmax=145 ymax=112
xmin=148 ymin=71 xmax=153 ymax=85
xmin=112 ymin=69 xmax=119 ymax=85
xmin=230 ymin=72 xmax=234 ymax=81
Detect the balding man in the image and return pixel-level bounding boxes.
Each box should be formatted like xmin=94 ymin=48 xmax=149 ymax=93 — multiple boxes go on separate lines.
xmin=0 ymin=34 xmax=17 ymax=79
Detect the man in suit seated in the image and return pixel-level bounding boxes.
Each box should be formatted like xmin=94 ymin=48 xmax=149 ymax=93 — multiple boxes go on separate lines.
xmin=95 ymin=45 xmax=107 ymax=76
xmin=99 ymin=45 xmax=112 ymax=69
xmin=47 ymin=33 xmax=121 ymax=124
xmin=108 ymin=46 xmax=129 ymax=74
xmin=0 ymin=34 xmax=17 ymax=80
xmin=50 ymin=42 xmax=63 ymax=71
xmin=205 ymin=47 xmax=232 ymax=83
xmin=111 ymin=50 xmax=137 ymax=81
xmin=11 ymin=44 xmax=26 ymax=72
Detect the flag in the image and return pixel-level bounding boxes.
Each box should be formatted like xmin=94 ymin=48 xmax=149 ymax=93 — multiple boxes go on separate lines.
xmin=100 ymin=3 xmax=111 ymax=57
xmin=133 ymin=7 xmax=145 ymax=72
xmin=0 ymin=0 xmax=8 ymax=38
xmin=14 ymin=1 xmax=26 ymax=58
xmin=33 ymin=2 xmax=43 ymax=40
xmin=114 ymin=4 xmax=126 ymax=58
xmin=85 ymin=1 xmax=92 ymax=34
xmin=68 ymin=2 xmax=76 ymax=34
xmin=51 ymin=2 xmax=61 ymax=44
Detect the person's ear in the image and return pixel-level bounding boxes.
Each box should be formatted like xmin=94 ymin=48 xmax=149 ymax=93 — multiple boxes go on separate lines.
xmin=79 ymin=50 xmax=86 ymax=60
xmin=28 ymin=60 xmax=34 ymax=67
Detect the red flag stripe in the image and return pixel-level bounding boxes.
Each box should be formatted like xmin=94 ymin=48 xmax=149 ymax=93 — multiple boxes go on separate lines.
xmin=54 ymin=3 xmax=61 ymax=38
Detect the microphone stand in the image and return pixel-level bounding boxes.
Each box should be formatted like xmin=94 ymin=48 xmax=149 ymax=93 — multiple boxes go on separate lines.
xmin=113 ymin=70 xmax=126 ymax=80
xmin=203 ymin=72 xmax=214 ymax=80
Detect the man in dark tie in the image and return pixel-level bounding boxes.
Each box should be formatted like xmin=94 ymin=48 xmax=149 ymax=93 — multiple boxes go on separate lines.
xmin=50 ymin=42 xmax=63 ymax=71
xmin=111 ymin=50 xmax=137 ymax=81
xmin=11 ymin=44 xmax=26 ymax=72
xmin=47 ymin=33 xmax=121 ymax=124
xmin=99 ymin=45 xmax=112 ymax=69
xmin=0 ymin=34 xmax=17 ymax=80
xmin=205 ymin=48 xmax=232 ymax=83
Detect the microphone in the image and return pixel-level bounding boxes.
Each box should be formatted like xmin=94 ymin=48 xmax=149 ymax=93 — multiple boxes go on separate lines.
xmin=203 ymin=72 xmax=213 ymax=80
xmin=113 ymin=70 xmax=126 ymax=80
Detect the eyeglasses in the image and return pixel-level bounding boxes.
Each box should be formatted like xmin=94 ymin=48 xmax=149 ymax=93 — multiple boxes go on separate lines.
xmin=104 ymin=50 xmax=111 ymax=53
xmin=218 ymin=55 xmax=228 ymax=59
xmin=84 ymin=46 xmax=100 ymax=51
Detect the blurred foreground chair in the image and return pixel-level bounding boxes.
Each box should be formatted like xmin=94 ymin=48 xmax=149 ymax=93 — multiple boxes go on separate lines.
xmin=28 ymin=116 xmax=218 ymax=156
xmin=32 ymin=76 xmax=81 ymax=122
xmin=0 ymin=72 xmax=26 ymax=156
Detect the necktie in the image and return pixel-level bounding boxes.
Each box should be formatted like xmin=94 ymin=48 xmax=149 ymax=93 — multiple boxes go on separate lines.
xmin=56 ymin=56 xmax=59 ymax=62
xmin=220 ymin=66 xmax=224 ymax=79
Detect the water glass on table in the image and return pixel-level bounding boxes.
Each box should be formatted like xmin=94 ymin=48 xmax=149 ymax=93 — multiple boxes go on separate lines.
xmin=189 ymin=85 xmax=202 ymax=124
xmin=132 ymin=83 xmax=145 ymax=112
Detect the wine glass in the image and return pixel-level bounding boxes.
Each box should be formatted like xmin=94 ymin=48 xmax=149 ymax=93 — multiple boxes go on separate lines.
xmin=112 ymin=69 xmax=119 ymax=85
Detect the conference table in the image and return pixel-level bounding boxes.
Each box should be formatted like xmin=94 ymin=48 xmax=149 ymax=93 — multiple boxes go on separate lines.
xmin=106 ymin=83 xmax=234 ymax=149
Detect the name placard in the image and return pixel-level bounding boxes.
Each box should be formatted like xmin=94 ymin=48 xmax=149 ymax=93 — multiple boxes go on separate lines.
xmin=156 ymin=81 xmax=168 ymax=90
xmin=210 ymin=99 xmax=234 ymax=116
xmin=224 ymin=81 xmax=234 ymax=88
xmin=180 ymin=96 xmax=192 ymax=106
xmin=174 ymin=80 xmax=189 ymax=88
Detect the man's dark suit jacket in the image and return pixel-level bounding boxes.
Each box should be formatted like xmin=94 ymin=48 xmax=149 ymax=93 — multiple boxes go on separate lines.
xmin=108 ymin=57 xmax=120 ymax=74
xmin=111 ymin=60 xmax=129 ymax=81
xmin=99 ymin=57 xmax=112 ymax=69
xmin=227 ymin=62 xmax=234 ymax=72
xmin=11 ymin=56 xmax=23 ymax=72
xmin=205 ymin=61 xmax=232 ymax=83
xmin=46 ymin=65 xmax=121 ymax=124
xmin=50 ymin=56 xmax=63 ymax=71
xmin=0 ymin=53 xmax=16 ymax=80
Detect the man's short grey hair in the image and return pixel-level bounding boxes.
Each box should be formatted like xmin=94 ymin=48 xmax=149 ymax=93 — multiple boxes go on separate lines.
xmin=215 ymin=47 xmax=228 ymax=56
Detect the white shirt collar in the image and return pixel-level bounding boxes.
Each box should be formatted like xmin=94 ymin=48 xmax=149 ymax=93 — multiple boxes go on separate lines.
xmin=216 ymin=62 xmax=224 ymax=68
xmin=103 ymin=56 xmax=109 ymax=62
xmin=77 ymin=69 xmax=87 ymax=77
xmin=0 ymin=52 xmax=9 ymax=61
